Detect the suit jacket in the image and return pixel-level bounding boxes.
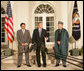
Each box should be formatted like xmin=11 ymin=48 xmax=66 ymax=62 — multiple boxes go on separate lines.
xmin=17 ymin=29 xmax=31 ymax=53
xmin=32 ymin=28 xmax=48 ymax=45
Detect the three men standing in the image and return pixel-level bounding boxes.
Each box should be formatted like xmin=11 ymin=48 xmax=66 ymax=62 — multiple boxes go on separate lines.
xmin=17 ymin=23 xmax=31 ymax=67
xmin=32 ymin=22 xmax=48 ymax=67
xmin=54 ymin=21 xmax=69 ymax=67
xmin=17 ymin=21 xmax=69 ymax=67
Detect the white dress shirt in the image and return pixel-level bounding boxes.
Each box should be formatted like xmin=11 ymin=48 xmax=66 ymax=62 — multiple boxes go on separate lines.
xmin=22 ymin=29 xmax=25 ymax=34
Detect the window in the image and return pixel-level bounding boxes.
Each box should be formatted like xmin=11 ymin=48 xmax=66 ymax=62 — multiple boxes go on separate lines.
xmin=34 ymin=4 xmax=55 ymax=43
xmin=1 ymin=7 xmax=7 ymax=45
xmin=34 ymin=4 xmax=54 ymax=14
xmin=1 ymin=17 xmax=5 ymax=42
xmin=46 ymin=17 xmax=54 ymax=42
xmin=1 ymin=7 xmax=5 ymax=14
xmin=35 ymin=17 xmax=43 ymax=29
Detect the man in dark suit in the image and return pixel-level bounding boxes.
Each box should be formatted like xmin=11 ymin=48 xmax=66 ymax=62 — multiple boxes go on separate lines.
xmin=17 ymin=23 xmax=31 ymax=67
xmin=32 ymin=22 xmax=48 ymax=67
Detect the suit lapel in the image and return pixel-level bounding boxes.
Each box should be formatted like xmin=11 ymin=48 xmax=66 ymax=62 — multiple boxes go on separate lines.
xmin=37 ymin=29 xmax=40 ymax=38
xmin=41 ymin=29 xmax=43 ymax=37
xmin=20 ymin=29 xmax=24 ymax=36
xmin=24 ymin=29 xmax=26 ymax=36
xmin=61 ymin=28 xmax=64 ymax=41
xmin=19 ymin=30 xmax=24 ymax=41
xmin=21 ymin=29 xmax=26 ymax=38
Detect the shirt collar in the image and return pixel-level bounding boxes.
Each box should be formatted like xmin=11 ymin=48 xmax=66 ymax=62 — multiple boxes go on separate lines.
xmin=22 ymin=29 xmax=25 ymax=32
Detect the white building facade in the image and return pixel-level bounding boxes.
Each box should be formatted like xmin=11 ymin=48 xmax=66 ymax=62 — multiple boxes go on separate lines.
xmin=1 ymin=1 xmax=83 ymax=52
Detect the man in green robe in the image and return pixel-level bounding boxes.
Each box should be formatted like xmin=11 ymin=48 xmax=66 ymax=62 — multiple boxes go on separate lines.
xmin=54 ymin=21 xmax=69 ymax=67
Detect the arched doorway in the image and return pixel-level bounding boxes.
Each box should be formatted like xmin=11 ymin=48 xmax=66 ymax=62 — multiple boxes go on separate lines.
xmin=34 ymin=4 xmax=55 ymax=44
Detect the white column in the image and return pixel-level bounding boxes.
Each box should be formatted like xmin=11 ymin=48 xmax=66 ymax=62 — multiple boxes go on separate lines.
xmin=60 ymin=1 xmax=68 ymax=30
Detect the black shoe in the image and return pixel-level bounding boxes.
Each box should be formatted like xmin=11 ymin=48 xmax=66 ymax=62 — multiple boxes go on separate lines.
xmin=38 ymin=65 xmax=41 ymax=67
xmin=17 ymin=65 xmax=21 ymax=68
xmin=43 ymin=65 xmax=46 ymax=67
xmin=63 ymin=65 xmax=66 ymax=67
xmin=55 ymin=64 xmax=59 ymax=67
xmin=27 ymin=65 xmax=31 ymax=67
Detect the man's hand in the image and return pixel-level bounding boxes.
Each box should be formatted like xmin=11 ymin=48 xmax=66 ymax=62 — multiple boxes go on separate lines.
xmin=57 ymin=41 xmax=60 ymax=45
xmin=22 ymin=43 xmax=25 ymax=46
xmin=46 ymin=37 xmax=48 ymax=41
xmin=22 ymin=43 xmax=28 ymax=46
xmin=24 ymin=43 xmax=28 ymax=45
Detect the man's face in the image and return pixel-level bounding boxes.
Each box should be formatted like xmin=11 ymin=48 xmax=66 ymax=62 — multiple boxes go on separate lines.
xmin=38 ymin=23 xmax=43 ymax=29
xmin=21 ymin=24 xmax=25 ymax=29
xmin=58 ymin=24 xmax=63 ymax=29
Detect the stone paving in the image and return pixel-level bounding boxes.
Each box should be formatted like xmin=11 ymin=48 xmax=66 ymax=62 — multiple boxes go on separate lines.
xmin=1 ymin=52 xmax=83 ymax=70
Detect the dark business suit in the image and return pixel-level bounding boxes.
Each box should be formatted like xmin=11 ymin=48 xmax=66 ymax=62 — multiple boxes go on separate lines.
xmin=32 ymin=28 xmax=47 ymax=67
xmin=17 ymin=29 xmax=31 ymax=66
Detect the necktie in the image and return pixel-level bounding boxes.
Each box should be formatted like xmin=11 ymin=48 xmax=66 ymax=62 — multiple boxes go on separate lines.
xmin=39 ymin=29 xmax=42 ymax=37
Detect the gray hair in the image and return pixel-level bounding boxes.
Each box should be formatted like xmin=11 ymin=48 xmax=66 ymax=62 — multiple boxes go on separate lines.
xmin=58 ymin=21 xmax=63 ymax=25
xmin=38 ymin=22 xmax=42 ymax=24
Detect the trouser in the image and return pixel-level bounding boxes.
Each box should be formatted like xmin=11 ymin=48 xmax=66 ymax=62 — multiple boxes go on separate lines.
xmin=17 ymin=51 xmax=30 ymax=66
xmin=36 ymin=45 xmax=46 ymax=66
xmin=56 ymin=45 xmax=67 ymax=65
xmin=56 ymin=59 xmax=66 ymax=65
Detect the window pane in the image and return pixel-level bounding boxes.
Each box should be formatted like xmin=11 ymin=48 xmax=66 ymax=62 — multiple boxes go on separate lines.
xmin=50 ymin=32 xmax=54 ymax=36
xmin=39 ymin=17 xmax=42 ymax=21
xmin=2 ymin=17 xmax=5 ymax=23
xmin=2 ymin=38 xmax=5 ymax=42
xmin=47 ymin=32 xmax=49 ymax=37
xmin=35 ymin=22 xmax=38 ymax=26
xmin=2 ymin=28 xmax=5 ymax=32
xmin=39 ymin=5 xmax=42 ymax=9
xmin=2 ymin=23 xmax=5 ymax=27
xmin=35 ymin=17 xmax=42 ymax=29
xmin=51 ymin=17 xmax=54 ymax=21
xmin=46 ymin=27 xmax=50 ymax=31
xmin=46 ymin=17 xmax=49 ymax=21
xmin=50 ymin=27 xmax=54 ymax=31
xmin=51 ymin=22 xmax=54 ymax=26
xmin=35 ymin=17 xmax=38 ymax=21
xmin=2 ymin=33 xmax=5 ymax=37
xmin=46 ymin=22 xmax=50 ymax=26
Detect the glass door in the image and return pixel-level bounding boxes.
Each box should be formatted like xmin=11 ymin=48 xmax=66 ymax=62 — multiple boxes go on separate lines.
xmin=34 ymin=14 xmax=54 ymax=44
xmin=46 ymin=16 xmax=54 ymax=43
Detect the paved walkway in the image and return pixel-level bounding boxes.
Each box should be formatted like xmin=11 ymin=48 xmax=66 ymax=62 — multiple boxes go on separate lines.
xmin=1 ymin=52 xmax=83 ymax=70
